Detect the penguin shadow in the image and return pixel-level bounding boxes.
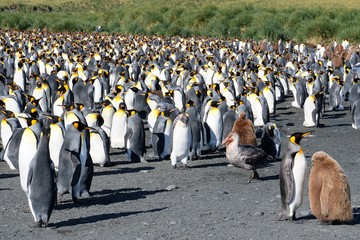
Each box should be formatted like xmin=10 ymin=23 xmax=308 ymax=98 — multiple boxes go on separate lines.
xmin=317 ymin=123 xmax=351 ymax=128
xmin=293 ymin=208 xmax=360 ymax=225
xmin=109 ymin=149 xmax=126 ymax=156
xmin=52 ymin=207 xmax=167 ymax=228
xmin=351 ymin=207 xmax=360 ymax=225
xmin=190 ymin=160 xmax=229 ymax=169
xmin=279 ymin=111 xmax=296 ymax=116
xmin=56 ymin=187 xmax=167 ymax=210
xmin=0 ymin=173 xmax=18 ymax=179
xmin=93 ymin=166 xmax=155 ymax=176
xmin=321 ymin=112 xmax=347 ymax=119
xmin=258 ymin=174 xmax=279 ymax=181
xmin=276 ymin=106 xmax=292 ymax=111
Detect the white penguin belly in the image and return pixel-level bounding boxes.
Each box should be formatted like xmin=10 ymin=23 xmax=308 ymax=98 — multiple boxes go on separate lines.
xmin=1 ymin=121 xmax=12 ymax=148
xmin=53 ymin=96 xmax=64 ymax=117
xmin=264 ymin=91 xmax=275 ymax=114
xmin=206 ymin=109 xmax=222 ymax=149
xmin=4 ymin=98 xmax=20 ymax=114
xmin=303 ymin=97 xmax=316 ymax=127
xmin=19 ymin=129 xmax=37 ymax=194
xmin=253 ymin=100 xmax=265 ymax=127
xmin=90 ymin=132 xmax=106 ymax=165
xmin=110 ymin=112 xmax=127 ymax=149
xmin=49 ymin=125 xmax=64 ymax=171
xmin=289 ymin=152 xmax=307 ymax=214
xmin=171 ymin=125 xmax=191 ymax=164
xmin=160 ymin=120 xmax=173 ymax=159
xmin=101 ymin=108 xmax=115 ymax=136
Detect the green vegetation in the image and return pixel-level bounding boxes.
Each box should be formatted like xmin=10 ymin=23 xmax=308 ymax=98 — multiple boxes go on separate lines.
xmin=0 ymin=0 xmax=359 ymax=43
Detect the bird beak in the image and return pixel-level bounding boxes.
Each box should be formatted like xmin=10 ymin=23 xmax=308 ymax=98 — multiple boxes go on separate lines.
xmin=302 ymin=132 xmax=311 ymax=137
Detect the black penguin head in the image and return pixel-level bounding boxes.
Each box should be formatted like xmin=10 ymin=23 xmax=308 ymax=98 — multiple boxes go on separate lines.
xmin=186 ymin=100 xmax=194 ymax=108
xmin=118 ymin=102 xmax=126 ymax=110
xmin=210 ymin=100 xmax=220 ymax=108
xmin=72 ymin=121 xmax=91 ymax=131
xmin=127 ymin=109 xmax=137 ymax=116
xmin=290 ymin=132 xmax=311 ymax=145
xmin=1 ymin=109 xmax=14 ymax=118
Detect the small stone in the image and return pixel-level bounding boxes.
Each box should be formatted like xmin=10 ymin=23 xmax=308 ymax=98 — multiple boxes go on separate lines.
xmin=166 ymin=185 xmax=178 ymax=191
xmin=170 ymin=221 xmax=176 ymax=225
xmin=254 ymin=212 xmax=264 ymax=216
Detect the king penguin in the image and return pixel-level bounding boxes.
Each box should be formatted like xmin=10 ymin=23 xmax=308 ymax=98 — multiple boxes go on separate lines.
xmin=18 ymin=120 xmax=41 ymax=194
xmin=110 ymin=102 xmax=128 ymax=149
xmin=203 ymin=100 xmax=223 ymax=152
xmin=260 ymin=122 xmax=281 ymax=160
xmin=303 ymin=92 xmax=324 ymax=127
xmin=185 ymin=100 xmax=202 ymax=160
xmin=278 ymin=132 xmax=310 ymax=221
xmin=125 ymin=109 xmax=146 ymax=162
xmin=57 ymin=121 xmax=93 ymax=203
xmin=351 ymin=98 xmax=360 ymax=129
xmin=171 ymin=113 xmax=192 ymax=168
xmin=27 ymin=127 xmax=57 ymax=227
xmin=151 ymin=112 xmax=173 ymax=160
xmin=89 ymin=125 xmax=111 ymax=167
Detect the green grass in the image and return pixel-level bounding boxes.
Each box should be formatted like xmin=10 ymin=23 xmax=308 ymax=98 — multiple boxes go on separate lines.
xmin=0 ymin=0 xmax=360 ymax=43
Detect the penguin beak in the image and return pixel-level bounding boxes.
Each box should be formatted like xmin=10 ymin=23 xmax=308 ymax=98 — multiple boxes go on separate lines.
xmin=302 ymin=132 xmax=311 ymax=137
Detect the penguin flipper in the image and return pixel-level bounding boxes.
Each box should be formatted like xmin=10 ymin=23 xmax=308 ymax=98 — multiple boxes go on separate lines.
xmin=71 ymin=162 xmax=81 ymax=187
xmin=203 ymin=122 xmax=211 ymax=144
xmin=27 ymin=166 xmax=34 ymax=189
xmin=124 ymin=128 xmax=133 ymax=149
xmin=282 ymin=155 xmax=295 ymax=205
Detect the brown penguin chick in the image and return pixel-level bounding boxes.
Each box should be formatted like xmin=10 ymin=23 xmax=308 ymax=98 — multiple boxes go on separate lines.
xmin=309 ymin=151 xmax=353 ymax=224
xmin=232 ymin=112 xmax=257 ymax=146
xmin=222 ymin=132 xmax=271 ymax=183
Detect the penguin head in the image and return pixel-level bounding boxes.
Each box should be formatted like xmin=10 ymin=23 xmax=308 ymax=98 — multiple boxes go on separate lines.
xmin=264 ymin=123 xmax=277 ymax=137
xmin=0 ymin=100 xmax=5 ymax=109
xmin=22 ymin=117 xmax=39 ymax=127
xmin=127 ymin=109 xmax=137 ymax=116
xmin=186 ymin=100 xmax=195 ymax=108
xmin=72 ymin=121 xmax=91 ymax=132
xmin=290 ymin=132 xmax=310 ymax=145
xmin=0 ymin=109 xmax=15 ymax=118
xmin=311 ymin=151 xmax=329 ymax=165
xmin=210 ymin=100 xmax=220 ymax=108
xmin=118 ymin=102 xmax=127 ymax=110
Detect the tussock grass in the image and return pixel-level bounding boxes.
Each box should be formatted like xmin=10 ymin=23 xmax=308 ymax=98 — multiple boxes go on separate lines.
xmin=0 ymin=0 xmax=359 ymax=43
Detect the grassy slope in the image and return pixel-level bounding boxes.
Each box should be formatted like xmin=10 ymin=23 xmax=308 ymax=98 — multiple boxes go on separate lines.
xmin=0 ymin=0 xmax=360 ymax=44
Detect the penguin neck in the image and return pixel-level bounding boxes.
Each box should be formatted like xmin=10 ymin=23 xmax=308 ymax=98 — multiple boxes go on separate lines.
xmin=288 ymin=142 xmax=302 ymax=153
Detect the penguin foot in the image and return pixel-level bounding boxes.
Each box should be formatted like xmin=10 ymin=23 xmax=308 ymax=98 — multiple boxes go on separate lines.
xmin=248 ymin=170 xmax=261 ymax=183
xmin=277 ymin=212 xmax=289 ymax=221
xmin=30 ymin=220 xmax=43 ymax=228
xmin=140 ymin=158 xmax=148 ymax=163
xmin=172 ymin=164 xmax=177 ymax=169
xmin=81 ymin=191 xmax=91 ymax=198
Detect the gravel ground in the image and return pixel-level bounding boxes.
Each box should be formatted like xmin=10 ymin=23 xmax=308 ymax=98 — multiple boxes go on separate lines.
xmin=1 ymin=96 xmax=360 ymax=240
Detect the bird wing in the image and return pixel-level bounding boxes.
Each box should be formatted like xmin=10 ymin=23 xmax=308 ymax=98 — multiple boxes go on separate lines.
xmin=240 ymin=145 xmax=269 ymax=166
xmin=282 ymin=152 xmax=296 ymax=204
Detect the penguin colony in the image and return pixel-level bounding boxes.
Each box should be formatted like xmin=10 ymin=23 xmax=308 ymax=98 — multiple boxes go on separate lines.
xmin=0 ymin=29 xmax=359 ymax=226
